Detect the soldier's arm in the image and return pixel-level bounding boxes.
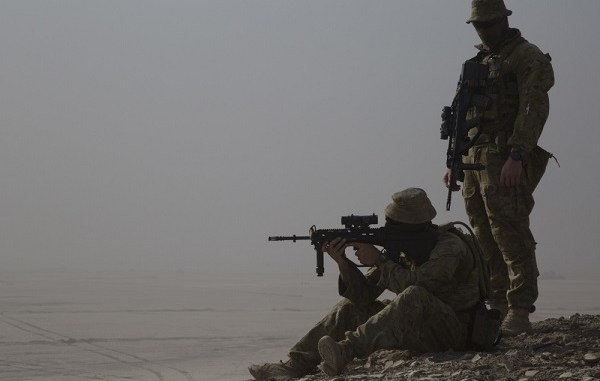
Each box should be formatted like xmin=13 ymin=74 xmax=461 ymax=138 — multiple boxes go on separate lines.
xmin=373 ymin=260 xmax=417 ymax=293
xmin=338 ymin=266 xmax=385 ymax=306
xmin=324 ymin=238 xmax=385 ymax=305
xmin=508 ymin=45 xmax=555 ymax=153
xmin=375 ymin=234 xmax=463 ymax=294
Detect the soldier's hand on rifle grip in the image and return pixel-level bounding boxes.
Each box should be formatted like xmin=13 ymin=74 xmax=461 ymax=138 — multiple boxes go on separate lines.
xmin=442 ymin=168 xmax=461 ymax=191
xmin=322 ymin=237 xmax=348 ymax=264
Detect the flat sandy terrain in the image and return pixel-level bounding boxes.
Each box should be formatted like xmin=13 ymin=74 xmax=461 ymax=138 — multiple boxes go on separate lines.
xmin=0 ymin=271 xmax=598 ymax=381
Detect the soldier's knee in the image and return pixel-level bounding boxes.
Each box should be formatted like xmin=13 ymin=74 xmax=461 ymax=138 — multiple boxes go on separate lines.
xmin=331 ymin=298 xmax=354 ymax=312
xmin=392 ymin=286 xmax=431 ymax=308
xmin=326 ymin=298 xmax=382 ymax=327
xmin=404 ymin=285 xmax=429 ymax=296
xmin=331 ymin=298 xmax=366 ymax=317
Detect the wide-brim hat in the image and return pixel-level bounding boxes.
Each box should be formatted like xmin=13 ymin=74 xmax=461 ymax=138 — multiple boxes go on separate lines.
xmin=384 ymin=188 xmax=437 ymax=224
xmin=466 ymin=0 xmax=512 ymax=24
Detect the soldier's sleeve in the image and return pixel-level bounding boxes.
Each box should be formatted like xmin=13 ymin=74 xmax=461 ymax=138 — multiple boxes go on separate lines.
xmin=338 ymin=265 xmax=385 ymax=307
xmin=508 ymin=44 xmax=555 ymax=153
xmin=374 ymin=260 xmax=417 ymax=294
xmin=376 ymin=233 xmax=463 ymax=294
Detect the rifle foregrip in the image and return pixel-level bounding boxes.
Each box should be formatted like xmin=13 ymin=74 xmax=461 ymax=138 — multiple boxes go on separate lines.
xmin=316 ymin=250 xmax=324 ymax=277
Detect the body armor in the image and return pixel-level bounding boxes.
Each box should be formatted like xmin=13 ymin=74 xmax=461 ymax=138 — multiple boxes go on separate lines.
xmin=467 ymin=36 xmax=525 ymax=142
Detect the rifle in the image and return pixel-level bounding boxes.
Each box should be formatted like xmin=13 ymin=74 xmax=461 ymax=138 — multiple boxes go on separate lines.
xmin=441 ymin=60 xmax=489 ymax=210
xmin=268 ymin=214 xmax=438 ymax=276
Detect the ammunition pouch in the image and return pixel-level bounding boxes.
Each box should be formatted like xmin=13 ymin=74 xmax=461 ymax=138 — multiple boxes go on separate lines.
xmin=468 ymin=302 xmax=502 ymax=351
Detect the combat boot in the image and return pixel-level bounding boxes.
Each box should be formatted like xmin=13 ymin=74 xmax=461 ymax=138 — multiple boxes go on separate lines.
xmin=501 ymin=307 xmax=532 ymax=336
xmin=248 ymin=359 xmax=311 ymax=381
xmin=317 ymin=336 xmax=355 ymax=376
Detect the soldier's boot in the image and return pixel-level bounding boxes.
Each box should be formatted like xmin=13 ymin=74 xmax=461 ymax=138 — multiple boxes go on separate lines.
xmin=248 ymin=359 xmax=311 ymax=381
xmin=501 ymin=308 xmax=532 ymax=336
xmin=317 ymin=336 xmax=355 ymax=376
xmin=488 ymin=302 xmax=508 ymax=320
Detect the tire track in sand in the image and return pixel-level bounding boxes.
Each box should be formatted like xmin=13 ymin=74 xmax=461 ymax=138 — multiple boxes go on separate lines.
xmin=0 ymin=312 xmax=194 ymax=381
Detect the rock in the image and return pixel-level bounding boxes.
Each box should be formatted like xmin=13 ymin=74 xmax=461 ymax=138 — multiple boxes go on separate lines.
xmin=498 ymin=362 xmax=515 ymax=372
xmin=382 ymin=360 xmax=394 ymax=371
xmin=524 ymin=370 xmax=539 ymax=377
xmin=348 ymin=374 xmax=384 ymax=379
xmin=540 ymin=351 xmax=552 ymax=360
xmin=459 ymin=353 xmax=474 ymax=360
xmin=558 ymin=372 xmax=573 ymax=378
xmin=584 ymin=352 xmax=599 ymax=364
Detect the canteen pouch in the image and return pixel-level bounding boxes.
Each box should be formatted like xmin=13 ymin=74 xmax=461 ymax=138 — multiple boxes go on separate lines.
xmin=470 ymin=304 xmax=502 ymax=350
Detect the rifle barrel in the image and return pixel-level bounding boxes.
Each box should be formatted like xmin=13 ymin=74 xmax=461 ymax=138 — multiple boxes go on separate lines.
xmin=268 ymin=235 xmax=310 ymax=242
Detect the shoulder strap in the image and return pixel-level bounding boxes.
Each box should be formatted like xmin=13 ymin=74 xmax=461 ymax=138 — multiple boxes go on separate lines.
xmin=440 ymin=221 xmax=490 ymax=301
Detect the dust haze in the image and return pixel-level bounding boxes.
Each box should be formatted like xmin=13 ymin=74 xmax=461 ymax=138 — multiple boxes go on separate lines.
xmin=0 ymin=1 xmax=598 ymax=280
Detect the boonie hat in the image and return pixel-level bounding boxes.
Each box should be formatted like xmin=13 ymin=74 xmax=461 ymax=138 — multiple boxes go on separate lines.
xmin=466 ymin=0 xmax=512 ymax=24
xmin=384 ymin=188 xmax=437 ymax=224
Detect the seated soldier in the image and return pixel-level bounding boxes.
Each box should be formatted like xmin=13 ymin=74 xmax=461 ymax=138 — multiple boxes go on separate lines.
xmin=249 ymin=188 xmax=492 ymax=380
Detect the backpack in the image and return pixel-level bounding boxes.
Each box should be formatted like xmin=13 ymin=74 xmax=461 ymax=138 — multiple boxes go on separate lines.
xmin=439 ymin=221 xmax=490 ymax=301
xmin=439 ymin=221 xmax=502 ymax=350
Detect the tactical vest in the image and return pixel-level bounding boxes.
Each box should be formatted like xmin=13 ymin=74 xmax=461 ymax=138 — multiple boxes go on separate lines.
xmin=466 ymin=36 xmax=526 ymax=141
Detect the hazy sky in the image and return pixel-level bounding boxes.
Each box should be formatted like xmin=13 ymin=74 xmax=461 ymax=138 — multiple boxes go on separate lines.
xmin=0 ymin=1 xmax=598 ymax=279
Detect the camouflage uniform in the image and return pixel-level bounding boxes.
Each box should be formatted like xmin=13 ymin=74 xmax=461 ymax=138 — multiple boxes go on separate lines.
xmin=462 ymin=28 xmax=554 ymax=312
xmin=250 ymin=189 xmax=485 ymax=380
xmin=289 ymin=227 xmax=480 ymax=370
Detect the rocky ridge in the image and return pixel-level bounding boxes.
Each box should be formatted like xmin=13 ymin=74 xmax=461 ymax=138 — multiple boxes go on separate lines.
xmin=300 ymin=314 xmax=600 ymax=381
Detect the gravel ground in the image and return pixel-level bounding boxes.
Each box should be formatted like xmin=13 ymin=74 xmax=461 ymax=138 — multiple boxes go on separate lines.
xmin=298 ymin=314 xmax=600 ymax=381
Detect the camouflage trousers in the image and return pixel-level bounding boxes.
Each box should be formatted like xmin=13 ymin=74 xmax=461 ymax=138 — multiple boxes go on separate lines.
xmin=463 ymin=144 xmax=539 ymax=311
xmin=289 ymin=286 xmax=467 ymax=369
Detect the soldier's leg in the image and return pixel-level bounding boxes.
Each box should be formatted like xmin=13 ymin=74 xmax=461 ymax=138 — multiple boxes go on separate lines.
xmin=249 ymin=298 xmax=384 ymax=380
xmin=463 ymin=160 xmax=509 ymax=313
xmin=288 ymin=298 xmax=385 ymax=370
xmin=470 ymin=147 xmax=538 ymax=336
xmin=344 ymin=286 xmax=467 ymax=357
xmin=483 ymin=183 xmax=538 ymax=311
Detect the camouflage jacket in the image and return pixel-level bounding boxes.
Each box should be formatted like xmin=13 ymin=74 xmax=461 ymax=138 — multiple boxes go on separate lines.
xmin=469 ymin=28 xmax=555 ymax=154
xmin=338 ymin=229 xmax=481 ymax=311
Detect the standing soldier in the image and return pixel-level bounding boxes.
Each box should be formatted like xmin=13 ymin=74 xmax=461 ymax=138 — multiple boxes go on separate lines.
xmin=443 ymin=0 xmax=555 ymax=335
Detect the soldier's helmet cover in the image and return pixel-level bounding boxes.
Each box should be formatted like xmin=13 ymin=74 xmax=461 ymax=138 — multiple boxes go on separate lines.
xmin=466 ymin=0 xmax=512 ymax=24
xmin=384 ymin=188 xmax=437 ymax=224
